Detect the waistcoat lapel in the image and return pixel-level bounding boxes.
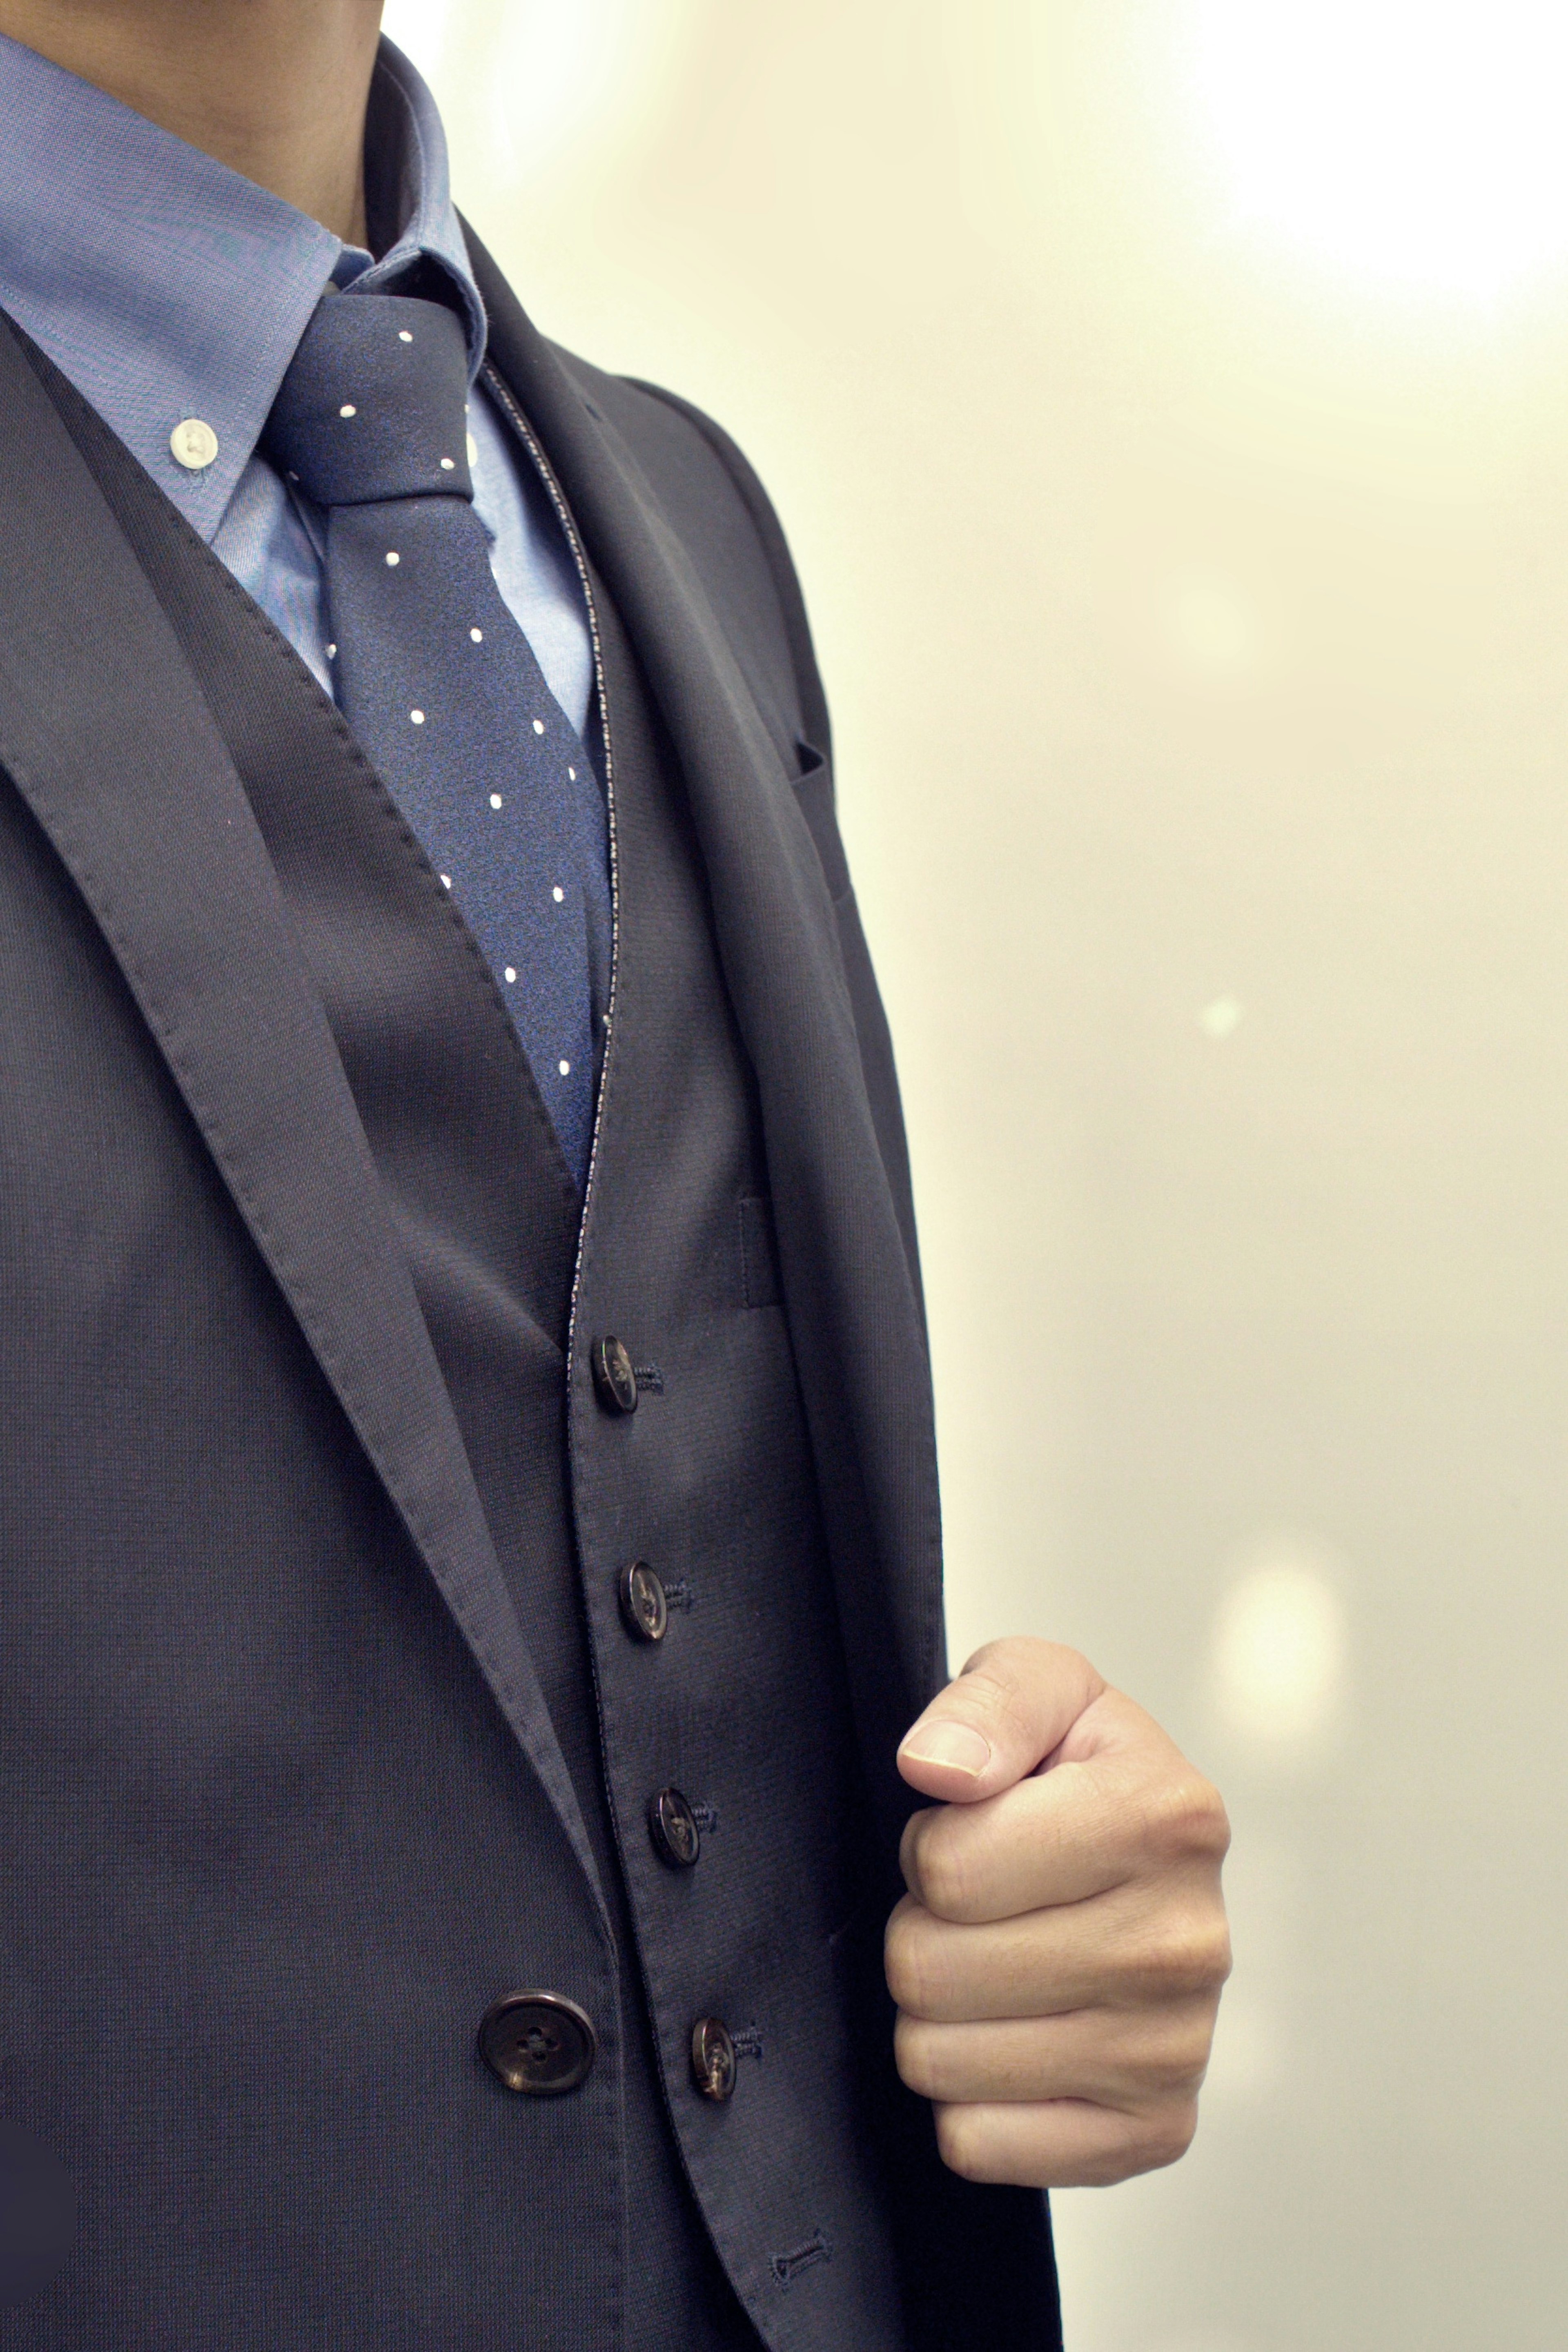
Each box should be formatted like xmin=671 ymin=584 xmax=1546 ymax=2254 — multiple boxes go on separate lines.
xmin=467 ymin=231 xmax=946 ymax=1857
xmin=0 ymin=314 xmax=607 ymax=1925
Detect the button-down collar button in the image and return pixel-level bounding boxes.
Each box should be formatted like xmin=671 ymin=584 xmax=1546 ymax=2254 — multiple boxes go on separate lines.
xmin=590 ymin=1335 xmax=638 ymax=1414
xmin=477 ymin=1991 xmax=597 ymax=2095
xmin=619 ymin=1561 xmax=668 ymax=1643
xmin=648 ymin=1786 xmax=701 ymax=1869
xmin=690 ymin=2017 xmax=737 ymax=2102
xmin=169 ymin=417 xmax=219 ymax=471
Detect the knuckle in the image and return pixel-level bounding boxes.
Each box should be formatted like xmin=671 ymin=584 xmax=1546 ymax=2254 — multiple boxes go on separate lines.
xmin=1090 ymin=2100 xmax=1198 ymax=2185
xmin=957 ymin=1639 xmax=1069 ymax=1744
xmin=909 ymin=1817 xmax=986 ymax=1923
xmin=1143 ymin=2016 xmax=1216 ymax=2097
xmin=1131 ymin=1911 xmax=1233 ymax=2000
xmin=892 ymin=2013 xmax=943 ymax=2099
xmin=1140 ymin=2098 xmax=1201 ymax=2171
xmin=954 ymin=1665 xmax=1031 ymax=1751
xmin=1201 ymin=1918 xmax=1234 ymax=1990
xmin=967 ymin=1635 xmax=1091 ymax=1686
xmin=882 ymin=1922 xmax=914 ymax=2011
xmin=898 ymin=1812 xmax=931 ymax=1900
xmin=933 ymin=2102 xmax=995 ymax=2183
xmin=1145 ymin=1773 xmax=1231 ymax=1864
xmin=1074 ymin=2135 xmax=1143 ymax=2188
xmin=960 ymin=1636 xmax=1036 ymax=1682
xmin=884 ymin=1907 xmax=956 ymax=2018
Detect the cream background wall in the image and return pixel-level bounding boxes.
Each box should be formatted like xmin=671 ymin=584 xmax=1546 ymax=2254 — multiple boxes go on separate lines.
xmin=381 ymin=4 xmax=1568 ymax=2343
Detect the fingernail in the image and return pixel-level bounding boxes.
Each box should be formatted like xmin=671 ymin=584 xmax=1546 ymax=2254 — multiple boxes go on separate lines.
xmin=900 ymin=1721 xmax=993 ymax=1777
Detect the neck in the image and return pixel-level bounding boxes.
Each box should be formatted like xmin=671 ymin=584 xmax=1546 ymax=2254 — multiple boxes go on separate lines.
xmin=0 ymin=0 xmax=384 ymax=243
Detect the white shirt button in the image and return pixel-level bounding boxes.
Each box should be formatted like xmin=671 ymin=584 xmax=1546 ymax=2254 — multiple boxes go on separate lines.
xmin=169 ymin=417 xmax=219 ymax=471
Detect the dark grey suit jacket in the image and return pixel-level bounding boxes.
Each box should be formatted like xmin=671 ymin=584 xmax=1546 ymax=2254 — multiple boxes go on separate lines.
xmin=0 ymin=224 xmax=1060 ymax=2346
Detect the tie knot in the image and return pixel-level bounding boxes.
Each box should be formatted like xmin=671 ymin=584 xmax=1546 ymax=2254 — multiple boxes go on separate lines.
xmin=263 ymin=292 xmax=474 ymax=509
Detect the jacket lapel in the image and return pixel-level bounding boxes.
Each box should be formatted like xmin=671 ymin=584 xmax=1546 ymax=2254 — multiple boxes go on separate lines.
xmin=468 ymin=234 xmax=946 ymax=1857
xmin=0 ymin=314 xmax=607 ymax=1925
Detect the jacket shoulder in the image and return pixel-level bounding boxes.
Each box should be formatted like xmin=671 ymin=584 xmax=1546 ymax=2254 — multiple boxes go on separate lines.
xmin=547 ymin=347 xmax=831 ymax=764
xmin=546 ymin=348 xmax=926 ymax=1327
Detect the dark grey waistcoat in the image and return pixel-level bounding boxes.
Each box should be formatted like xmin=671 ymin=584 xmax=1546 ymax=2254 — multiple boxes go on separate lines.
xmin=0 ymin=242 xmax=1060 ymax=2352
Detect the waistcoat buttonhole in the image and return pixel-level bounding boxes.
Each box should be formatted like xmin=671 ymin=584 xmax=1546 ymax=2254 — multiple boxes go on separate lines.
xmin=770 ymin=2228 xmax=830 ymax=2290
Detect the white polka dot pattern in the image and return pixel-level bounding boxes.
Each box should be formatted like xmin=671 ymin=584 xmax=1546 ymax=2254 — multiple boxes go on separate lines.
xmin=263 ymin=288 xmax=608 ymax=1184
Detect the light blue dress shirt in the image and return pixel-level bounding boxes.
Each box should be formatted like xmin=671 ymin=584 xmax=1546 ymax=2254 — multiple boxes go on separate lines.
xmin=0 ymin=30 xmax=592 ymax=728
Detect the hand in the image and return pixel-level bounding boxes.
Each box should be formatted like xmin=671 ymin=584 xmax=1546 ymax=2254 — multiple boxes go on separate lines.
xmin=885 ymin=1637 xmax=1231 ymax=2188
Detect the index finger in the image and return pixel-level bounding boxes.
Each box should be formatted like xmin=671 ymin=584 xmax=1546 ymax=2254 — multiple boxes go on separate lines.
xmin=900 ymin=1759 xmax=1140 ymax=1921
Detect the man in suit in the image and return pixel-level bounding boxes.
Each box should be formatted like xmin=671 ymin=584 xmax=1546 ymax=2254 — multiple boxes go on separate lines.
xmin=0 ymin=1 xmax=1229 ymax=2343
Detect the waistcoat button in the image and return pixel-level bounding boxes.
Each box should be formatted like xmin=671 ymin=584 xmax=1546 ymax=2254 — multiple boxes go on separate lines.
xmin=648 ymin=1785 xmax=701 ymax=1867
xmin=590 ymin=1335 xmax=638 ymax=1414
xmin=619 ymin=1560 xmax=669 ymax=1643
xmin=477 ymin=1991 xmax=597 ymax=2095
xmin=690 ymin=2017 xmax=737 ymax=2102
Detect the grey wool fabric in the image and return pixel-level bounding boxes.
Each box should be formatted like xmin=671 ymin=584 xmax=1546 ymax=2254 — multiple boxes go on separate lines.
xmin=0 ymin=229 xmax=1061 ymax=2351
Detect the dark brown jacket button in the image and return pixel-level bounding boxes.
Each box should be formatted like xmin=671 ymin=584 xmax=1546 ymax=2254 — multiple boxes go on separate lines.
xmin=619 ymin=1560 xmax=668 ymax=1643
xmin=648 ymin=1786 xmax=701 ymax=1867
xmin=690 ymin=2017 xmax=736 ymax=2102
xmin=590 ymin=1335 xmax=639 ymax=1414
xmin=477 ymin=1991 xmax=597 ymax=2095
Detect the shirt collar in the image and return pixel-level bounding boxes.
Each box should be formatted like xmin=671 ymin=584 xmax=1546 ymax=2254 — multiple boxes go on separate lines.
xmin=0 ymin=31 xmax=487 ymax=545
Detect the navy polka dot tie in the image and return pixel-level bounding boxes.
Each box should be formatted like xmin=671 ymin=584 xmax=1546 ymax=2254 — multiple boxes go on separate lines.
xmin=263 ymin=292 xmax=610 ymax=1188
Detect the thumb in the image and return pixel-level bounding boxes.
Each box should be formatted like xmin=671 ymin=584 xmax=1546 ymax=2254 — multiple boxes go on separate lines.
xmin=896 ymin=1638 xmax=1106 ymax=1804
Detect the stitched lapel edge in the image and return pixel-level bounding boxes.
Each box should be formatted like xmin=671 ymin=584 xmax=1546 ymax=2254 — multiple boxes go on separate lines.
xmin=29 ymin=325 xmax=585 ymax=1342
xmin=466 ymin=230 xmax=947 ymax=1853
xmin=0 ymin=312 xmax=607 ymax=1928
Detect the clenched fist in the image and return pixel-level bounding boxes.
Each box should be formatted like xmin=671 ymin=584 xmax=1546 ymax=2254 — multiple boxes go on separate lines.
xmin=887 ymin=1638 xmax=1231 ymax=2188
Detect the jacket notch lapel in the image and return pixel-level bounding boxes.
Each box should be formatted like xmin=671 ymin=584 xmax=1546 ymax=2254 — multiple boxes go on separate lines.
xmin=0 ymin=314 xmax=607 ymax=1928
xmin=467 ymin=233 xmax=947 ymax=1853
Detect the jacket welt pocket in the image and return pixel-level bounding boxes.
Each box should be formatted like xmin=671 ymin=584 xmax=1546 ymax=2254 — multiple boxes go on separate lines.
xmin=792 ymin=739 xmax=853 ymax=904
